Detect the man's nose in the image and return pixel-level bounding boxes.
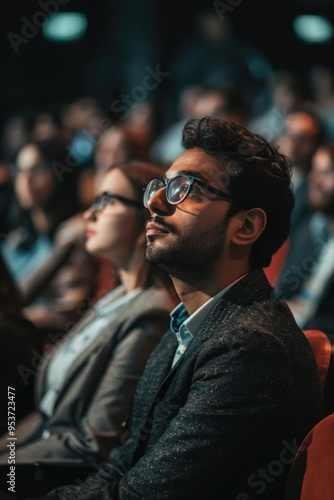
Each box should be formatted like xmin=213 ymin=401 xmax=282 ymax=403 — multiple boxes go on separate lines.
xmin=147 ymin=187 xmax=172 ymax=215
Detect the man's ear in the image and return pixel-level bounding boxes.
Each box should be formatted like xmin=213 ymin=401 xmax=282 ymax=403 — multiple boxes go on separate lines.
xmin=231 ymin=208 xmax=267 ymax=246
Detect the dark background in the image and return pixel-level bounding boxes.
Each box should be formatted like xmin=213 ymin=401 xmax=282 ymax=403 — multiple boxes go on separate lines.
xmin=1 ymin=0 xmax=333 ymax=130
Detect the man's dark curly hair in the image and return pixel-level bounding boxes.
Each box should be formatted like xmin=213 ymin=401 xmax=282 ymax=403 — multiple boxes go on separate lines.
xmin=182 ymin=117 xmax=295 ymax=268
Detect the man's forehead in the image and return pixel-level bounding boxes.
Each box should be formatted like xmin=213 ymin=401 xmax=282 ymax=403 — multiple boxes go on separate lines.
xmin=167 ymin=150 xmax=226 ymax=184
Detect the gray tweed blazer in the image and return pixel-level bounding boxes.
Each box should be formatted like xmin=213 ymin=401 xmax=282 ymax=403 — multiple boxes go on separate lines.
xmin=42 ymin=269 xmax=323 ymax=499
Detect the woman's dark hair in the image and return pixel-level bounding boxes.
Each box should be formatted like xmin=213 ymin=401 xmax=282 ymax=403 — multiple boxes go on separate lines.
xmin=182 ymin=117 xmax=295 ymax=268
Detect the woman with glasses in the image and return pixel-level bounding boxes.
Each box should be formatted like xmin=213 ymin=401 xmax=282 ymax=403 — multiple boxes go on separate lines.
xmin=0 ymin=160 xmax=177 ymax=465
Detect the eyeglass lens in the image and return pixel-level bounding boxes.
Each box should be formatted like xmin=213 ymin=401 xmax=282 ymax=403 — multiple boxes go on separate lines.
xmin=144 ymin=176 xmax=191 ymax=206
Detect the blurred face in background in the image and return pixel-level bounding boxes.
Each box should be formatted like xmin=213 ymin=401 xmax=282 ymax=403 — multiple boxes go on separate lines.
xmin=95 ymin=128 xmax=131 ymax=174
xmin=280 ymin=113 xmax=320 ymax=169
xmin=15 ymin=144 xmax=56 ymax=209
xmin=309 ymin=147 xmax=334 ymax=215
xmin=84 ymin=168 xmax=143 ymax=268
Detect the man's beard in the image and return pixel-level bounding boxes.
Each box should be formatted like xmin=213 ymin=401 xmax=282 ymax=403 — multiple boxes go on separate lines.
xmin=146 ymin=216 xmax=231 ymax=282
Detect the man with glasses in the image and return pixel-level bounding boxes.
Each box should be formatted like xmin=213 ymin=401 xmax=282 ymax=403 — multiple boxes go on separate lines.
xmin=42 ymin=117 xmax=323 ymax=500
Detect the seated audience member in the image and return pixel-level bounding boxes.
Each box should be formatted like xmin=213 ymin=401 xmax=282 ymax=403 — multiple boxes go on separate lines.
xmin=1 ymin=114 xmax=29 ymax=166
xmin=275 ymin=109 xmax=323 ymax=231
xmin=169 ymin=12 xmax=253 ymax=107
xmin=1 ymin=138 xmax=97 ymax=332
xmin=151 ymin=84 xmax=247 ymax=166
xmin=248 ymin=70 xmax=307 ymax=143
xmin=63 ymin=97 xmax=104 ymax=168
xmin=150 ymin=85 xmax=202 ymax=166
xmin=278 ymin=145 xmax=334 ymax=336
xmin=30 ymin=112 xmax=60 ymax=142
xmin=40 ymin=118 xmax=323 ymax=500
xmin=93 ymin=126 xmax=133 ymax=193
xmin=123 ymin=102 xmax=157 ymax=162
xmin=309 ymin=65 xmax=334 ymax=142
xmin=0 ymin=161 xmax=177 ymax=464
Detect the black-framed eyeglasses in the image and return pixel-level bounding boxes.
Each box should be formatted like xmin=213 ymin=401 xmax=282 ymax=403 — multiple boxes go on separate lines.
xmin=92 ymin=191 xmax=143 ymax=213
xmin=143 ymin=174 xmax=241 ymax=208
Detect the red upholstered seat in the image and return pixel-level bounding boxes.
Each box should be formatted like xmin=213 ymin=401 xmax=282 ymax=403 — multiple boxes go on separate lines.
xmin=303 ymin=329 xmax=332 ymax=387
xmin=284 ymin=413 xmax=334 ymax=499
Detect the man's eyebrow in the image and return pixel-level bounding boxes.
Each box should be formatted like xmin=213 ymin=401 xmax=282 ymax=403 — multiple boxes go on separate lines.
xmin=166 ymin=170 xmax=208 ymax=181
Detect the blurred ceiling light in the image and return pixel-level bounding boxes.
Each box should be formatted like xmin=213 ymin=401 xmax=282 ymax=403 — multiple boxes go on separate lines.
xmin=293 ymin=15 xmax=333 ymax=43
xmin=43 ymin=12 xmax=87 ymax=42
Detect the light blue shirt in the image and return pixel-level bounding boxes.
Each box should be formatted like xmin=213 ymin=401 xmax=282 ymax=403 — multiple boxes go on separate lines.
xmin=170 ymin=276 xmax=246 ymax=367
xmin=2 ymin=233 xmax=53 ymax=282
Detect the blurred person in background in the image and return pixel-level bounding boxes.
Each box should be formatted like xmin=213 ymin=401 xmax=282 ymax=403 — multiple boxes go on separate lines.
xmin=277 ymin=144 xmax=334 ymax=337
xmin=60 ymin=97 xmax=103 ymax=152
xmin=0 ymin=160 xmax=177 ymax=465
xmin=151 ymin=84 xmax=247 ymax=166
xmin=94 ymin=126 xmax=133 ymax=192
xmin=248 ymin=70 xmax=307 ymax=143
xmin=150 ymin=85 xmax=202 ymax=166
xmin=309 ymin=65 xmax=334 ymax=142
xmin=269 ymin=110 xmax=323 ymax=289
xmin=123 ymin=102 xmax=158 ymax=162
xmin=167 ymin=12 xmax=253 ymax=121
xmin=275 ymin=109 xmax=323 ymax=231
xmin=1 ymin=114 xmax=29 ymax=165
xmin=1 ymin=138 xmax=97 ymax=333
xmin=30 ymin=111 xmax=61 ymax=143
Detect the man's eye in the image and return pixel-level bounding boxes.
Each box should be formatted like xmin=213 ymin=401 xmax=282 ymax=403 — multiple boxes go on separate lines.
xmin=189 ymin=185 xmax=203 ymax=197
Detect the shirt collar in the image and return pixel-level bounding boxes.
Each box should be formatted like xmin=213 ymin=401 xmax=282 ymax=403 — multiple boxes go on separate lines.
xmin=170 ymin=274 xmax=247 ymax=339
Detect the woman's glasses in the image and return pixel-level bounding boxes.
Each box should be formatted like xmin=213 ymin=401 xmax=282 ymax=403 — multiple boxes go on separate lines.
xmin=143 ymin=174 xmax=241 ymax=207
xmin=93 ymin=191 xmax=143 ymax=213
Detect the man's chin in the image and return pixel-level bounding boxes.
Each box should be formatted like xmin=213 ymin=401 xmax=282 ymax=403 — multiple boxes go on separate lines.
xmin=145 ymin=244 xmax=161 ymax=266
xmin=145 ymin=245 xmax=170 ymax=270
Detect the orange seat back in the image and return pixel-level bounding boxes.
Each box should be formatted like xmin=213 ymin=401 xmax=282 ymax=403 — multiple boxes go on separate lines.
xmin=284 ymin=413 xmax=334 ymax=499
xmin=303 ymin=329 xmax=331 ymax=387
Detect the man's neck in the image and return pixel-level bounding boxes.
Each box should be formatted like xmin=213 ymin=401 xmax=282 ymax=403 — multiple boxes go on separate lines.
xmin=171 ymin=265 xmax=250 ymax=315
